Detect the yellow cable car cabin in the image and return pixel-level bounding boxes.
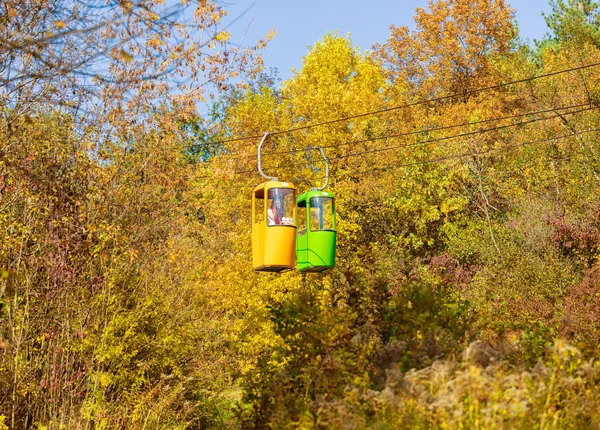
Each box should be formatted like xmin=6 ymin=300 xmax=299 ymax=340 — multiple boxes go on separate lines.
xmin=251 ymin=181 xmax=297 ymax=272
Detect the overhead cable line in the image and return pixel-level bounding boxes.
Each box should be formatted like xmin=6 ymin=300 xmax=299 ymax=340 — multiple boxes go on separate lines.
xmin=211 ymin=126 xmax=600 ymax=191
xmin=230 ymin=103 xmax=598 ymax=176
xmin=332 ymin=127 xmax=600 ymax=180
xmin=199 ymin=102 xmax=596 ymax=176
xmin=213 ymin=101 xmax=597 ymax=164
xmin=204 ymin=61 xmax=600 ymax=146
xmin=331 ymin=105 xmax=597 ymax=161
xmin=264 ymin=102 xmax=597 ymax=158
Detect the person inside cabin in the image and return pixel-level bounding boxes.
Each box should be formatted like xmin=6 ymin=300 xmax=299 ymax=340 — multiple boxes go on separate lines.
xmin=267 ymin=188 xmax=295 ymax=226
xmin=267 ymin=198 xmax=282 ymax=225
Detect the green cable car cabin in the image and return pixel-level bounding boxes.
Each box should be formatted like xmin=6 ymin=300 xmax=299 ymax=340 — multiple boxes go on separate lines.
xmin=252 ymin=181 xmax=297 ymax=272
xmin=296 ymin=190 xmax=336 ymax=272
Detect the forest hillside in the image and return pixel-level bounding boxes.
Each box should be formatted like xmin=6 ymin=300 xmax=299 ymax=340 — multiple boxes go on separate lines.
xmin=2 ymin=0 xmax=600 ymax=428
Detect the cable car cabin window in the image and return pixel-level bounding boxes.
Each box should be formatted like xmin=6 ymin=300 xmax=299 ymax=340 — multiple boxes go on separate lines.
xmin=297 ymin=200 xmax=307 ymax=235
xmin=267 ymin=188 xmax=296 ymax=226
xmin=254 ymin=193 xmax=264 ymax=224
xmin=310 ymin=197 xmax=334 ymax=231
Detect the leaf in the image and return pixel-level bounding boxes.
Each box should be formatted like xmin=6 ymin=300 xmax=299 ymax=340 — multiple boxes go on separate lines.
xmin=265 ymin=29 xmax=277 ymax=42
xmin=54 ymin=21 xmax=67 ymax=29
xmin=120 ymin=49 xmax=133 ymax=62
xmin=214 ymin=31 xmax=231 ymax=42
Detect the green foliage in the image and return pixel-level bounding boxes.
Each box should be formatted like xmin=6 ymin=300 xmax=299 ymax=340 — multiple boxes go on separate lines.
xmin=381 ymin=270 xmax=472 ymax=370
xmin=543 ymin=0 xmax=600 ymax=46
xmin=518 ymin=320 xmax=556 ymax=365
xmin=237 ymin=267 xmax=471 ymax=427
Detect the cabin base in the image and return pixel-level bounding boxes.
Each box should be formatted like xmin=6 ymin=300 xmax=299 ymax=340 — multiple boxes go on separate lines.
xmin=298 ymin=266 xmax=332 ymax=273
xmin=253 ymin=265 xmax=293 ymax=273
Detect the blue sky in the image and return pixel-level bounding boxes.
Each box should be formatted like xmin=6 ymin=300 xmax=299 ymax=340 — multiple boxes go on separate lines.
xmin=222 ymin=0 xmax=553 ymax=81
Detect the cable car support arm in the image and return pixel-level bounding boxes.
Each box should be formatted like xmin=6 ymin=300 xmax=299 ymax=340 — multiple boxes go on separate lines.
xmin=311 ymin=147 xmax=329 ymax=191
xmin=257 ymin=132 xmax=278 ymax=182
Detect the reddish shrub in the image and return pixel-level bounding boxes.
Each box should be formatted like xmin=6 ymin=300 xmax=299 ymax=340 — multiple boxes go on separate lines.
xmin=428 ymin=253 xmax=475 ymax=289
xmin=550 ymin=206 xmax=600 ymax=268
xmin=560 ymin=265 xmax=600 ymax=351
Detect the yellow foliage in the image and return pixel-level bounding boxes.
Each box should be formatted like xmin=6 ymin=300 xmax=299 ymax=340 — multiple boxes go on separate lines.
xmin=3 ymin=0 xmax=600 ymax=428
xmin=214 ymin=30 xmax=230 ymax=42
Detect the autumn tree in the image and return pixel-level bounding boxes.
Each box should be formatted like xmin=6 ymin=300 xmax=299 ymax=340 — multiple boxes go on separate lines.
xmin=0 ymin=0 xmax=273 ymax=427
xmin=543 ymin=0 xmax=600 ymax=46
xmin=375 ymin=0 xmax=516 ymax=97
xmin=3 ymin=0 xmax=600 ymax=427
xmin=0 ymin=0 xmax=269 ymax=137
xmin=205 ymin=2 xmax=600 ymax=427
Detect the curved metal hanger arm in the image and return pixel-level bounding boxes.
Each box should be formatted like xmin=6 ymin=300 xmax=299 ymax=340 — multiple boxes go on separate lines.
xmin=257 ymin=132 xmax=278 ymax=182
xmin=311 ymin=147 xmax=329 ymax=191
